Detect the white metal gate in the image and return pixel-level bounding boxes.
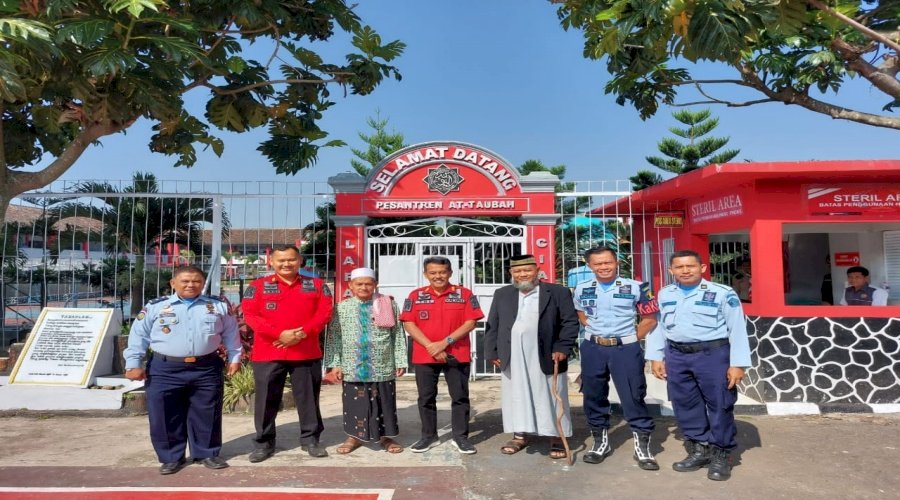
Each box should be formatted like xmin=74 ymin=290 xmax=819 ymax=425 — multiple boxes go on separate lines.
xmin=366 ymin=217 xmax=525 ymax=376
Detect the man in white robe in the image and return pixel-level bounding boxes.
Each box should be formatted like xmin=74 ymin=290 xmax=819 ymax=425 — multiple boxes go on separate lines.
xmin=484 ymin=255 xmax=580 ymax=459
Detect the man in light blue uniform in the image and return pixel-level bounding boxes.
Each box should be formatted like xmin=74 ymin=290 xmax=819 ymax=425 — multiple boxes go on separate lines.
xmin=646 ymin=250 xmax=751 ymax=481
xmin=574 ymin=246 xmax=660 ymax=469
xmin=124 ymin=265 xmax=242 ymax=475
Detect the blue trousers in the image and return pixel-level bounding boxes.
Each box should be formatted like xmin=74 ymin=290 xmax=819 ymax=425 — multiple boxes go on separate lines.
xmin=580 ymin=340 xmax=654 ymax=433
xmin=145 ymin=355 xmax=224 ymax=463
xmin=665 ymin=343 xmax=738 ymax=450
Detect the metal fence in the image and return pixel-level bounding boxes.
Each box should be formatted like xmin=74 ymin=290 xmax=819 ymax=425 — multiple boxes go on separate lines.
xmin=1 ymin=178 xmax=635 ymax=352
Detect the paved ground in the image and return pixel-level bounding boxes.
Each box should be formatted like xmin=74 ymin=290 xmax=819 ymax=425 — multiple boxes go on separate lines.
xmin=0 ymin=379 xmax=898 ymax=499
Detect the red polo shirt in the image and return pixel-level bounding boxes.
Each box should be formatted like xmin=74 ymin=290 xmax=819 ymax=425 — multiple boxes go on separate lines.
xmin=241 ymin=274 xmax=334 ymax=362
xmin=399 ymin=285 xmax=484 ymax=364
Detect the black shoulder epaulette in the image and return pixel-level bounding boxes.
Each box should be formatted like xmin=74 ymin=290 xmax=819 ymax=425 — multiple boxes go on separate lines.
xmin=148 ymin=296 xmax=169 ymax=305
xmin=205 ymin=295 xmax=223 ymax=302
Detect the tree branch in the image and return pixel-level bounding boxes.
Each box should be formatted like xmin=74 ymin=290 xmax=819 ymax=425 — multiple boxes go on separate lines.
xmin=199 ymin=76 xmax=353 ymax=95
xmin=11 ymin=120 xmax=131 ymax=194
xmin=832 ymin=37 xmax=900 ymax=100
xmin=738 ymin=63 xmax=900 ymax=130
xmin=807 ymin=0 xmax=900 ymax=54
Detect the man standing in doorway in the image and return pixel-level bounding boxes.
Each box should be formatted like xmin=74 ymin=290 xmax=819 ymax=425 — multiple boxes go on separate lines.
xmin=574 ymin=246 xmax=660 ymax=469
xmin=400 ymin=256 xmax=484 ymax=455
xmin=241 ymin=245 xmax=334 ymax=462
xmin=646 ymin=250 xmax=751 ymax=481
xmin=485 ymin=255 xmax=580 ymax=459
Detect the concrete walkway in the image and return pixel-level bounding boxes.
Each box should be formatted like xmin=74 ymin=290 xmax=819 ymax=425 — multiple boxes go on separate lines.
xmin=0 ymin=378 xmax=897 ymax=499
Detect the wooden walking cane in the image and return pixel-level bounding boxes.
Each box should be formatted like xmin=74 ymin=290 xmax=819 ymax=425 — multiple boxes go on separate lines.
xmin=551 ymin=358 xmax=574 ymax=466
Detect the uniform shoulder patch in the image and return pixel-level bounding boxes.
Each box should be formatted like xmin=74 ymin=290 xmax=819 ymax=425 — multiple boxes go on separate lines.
xmin=469 ymin=295 xmax=480 ymax=309
xmin=243 ymin=285 xmax=256 ymax=299
xmin=205 ymin=295 xmax=223 ymax=302
xmin=727 ymin=293 xmax=741 ymax=307
xmin=403 ymin=298 xmax=413 ymax=312
xmin=322 ymin=283 xmax=333 ymax=297
xmin=148 ymin=296 xmax=168 ymax=305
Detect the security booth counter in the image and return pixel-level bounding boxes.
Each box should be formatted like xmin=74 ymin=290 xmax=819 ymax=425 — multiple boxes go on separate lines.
xmin=601 ymin=160 xmax=900 ymax=409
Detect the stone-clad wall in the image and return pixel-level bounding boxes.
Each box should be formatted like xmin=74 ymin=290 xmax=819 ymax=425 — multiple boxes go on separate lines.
xmin=741 ymin=316 xmax=900 ymax=404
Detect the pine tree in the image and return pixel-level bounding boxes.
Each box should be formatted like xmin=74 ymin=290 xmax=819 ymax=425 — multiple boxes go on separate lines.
xmin=646 ymin=109 xmax=740 ymax=175
xmin=349 ymin=110 xmax=407 ymax=176
xmin=629 ymin=170 xmax=665 ymax=191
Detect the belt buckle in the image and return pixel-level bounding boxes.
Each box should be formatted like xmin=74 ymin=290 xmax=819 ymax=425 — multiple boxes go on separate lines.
xmin=184 ymin=356 xmax=197 ymax=363
xmin=597 ymin=337 xmax=616 ymax=346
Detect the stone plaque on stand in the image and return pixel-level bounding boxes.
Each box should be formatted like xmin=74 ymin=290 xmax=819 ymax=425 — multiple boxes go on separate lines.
xmin=8 ymin=308 xmax=121 ymax=387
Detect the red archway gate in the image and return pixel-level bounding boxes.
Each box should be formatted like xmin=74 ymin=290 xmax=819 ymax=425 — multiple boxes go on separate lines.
xmin=329 ymin=142 xmax=560 ymax=303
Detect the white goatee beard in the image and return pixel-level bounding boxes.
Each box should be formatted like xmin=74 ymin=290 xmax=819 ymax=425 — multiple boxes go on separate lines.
xmin=512 ymin=278 xmax=539 ymax=292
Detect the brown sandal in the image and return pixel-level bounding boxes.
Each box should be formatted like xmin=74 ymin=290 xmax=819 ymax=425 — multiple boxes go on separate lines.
xmin=380 ymin=437 xmax=404 ymax=454
xmin=336 ymin=437 xmax=362 ymax=454
xmin=549 ymin=439 xmax=567 ymax=460
xmin=500 ymin=434 xmax=528 ymax=455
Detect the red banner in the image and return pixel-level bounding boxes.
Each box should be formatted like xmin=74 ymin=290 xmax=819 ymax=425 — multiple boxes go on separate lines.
xmin=807 ymin=185 xmax=900 ymax=216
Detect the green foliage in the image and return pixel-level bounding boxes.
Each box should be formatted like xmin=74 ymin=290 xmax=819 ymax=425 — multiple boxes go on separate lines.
xmin=349 ymin=110 xmax=406 ymax=176
xmin=645 ymin=108 xmax=740 ymax=174
xmin=1 ymin=0 xmax=405 ymax=223
xmin=223 ymin=362 xmax=255 ymax=413
xmin=629 ymin=169 xmax=664 ymax=191
xmin=556 ymin=0 xmax=900 ymax=129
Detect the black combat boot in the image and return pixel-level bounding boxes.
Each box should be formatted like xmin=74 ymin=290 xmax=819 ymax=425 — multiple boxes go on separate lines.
xmin=707 ymin=446 xmax=732 ymax=481
xmin=632 ymin=431 xmax=659 ymax=471
xmin=672 ymin=440 xmax=710 ymax=472
xmin=583 ymin=427 xmax=611 ymax=464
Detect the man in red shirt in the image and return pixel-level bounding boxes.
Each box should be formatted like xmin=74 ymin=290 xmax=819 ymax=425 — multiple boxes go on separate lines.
xmin=241 ymin=245 xmax=334 ymax=462
xmin=400 ymin=256 xmax=484 ymax=455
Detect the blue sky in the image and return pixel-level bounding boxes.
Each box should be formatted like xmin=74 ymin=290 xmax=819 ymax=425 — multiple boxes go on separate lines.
xmin=49 ymin=0 xmax=899 ymax=186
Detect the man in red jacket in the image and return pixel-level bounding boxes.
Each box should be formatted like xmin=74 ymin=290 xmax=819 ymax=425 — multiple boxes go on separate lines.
xmin=241 ymin=245 xmax=334 ymax=462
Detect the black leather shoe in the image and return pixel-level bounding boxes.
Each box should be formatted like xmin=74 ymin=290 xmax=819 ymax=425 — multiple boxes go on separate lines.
xmin=632 ymin=432 xmax=660 ymax=471
xmin=672 ymin=440 xmax=710 ymax=472
xmin=159 ymin=457 xmax=186 ymax=475
xmin=196 ymin=456 xmax=229 ymax=470
xmin=248 ymin=447 xmax=275 ymax=463
xmin=707 ymin=446 xmax=732 ymax=481
xmin=301 ymin=442 xmax=328 ymax=458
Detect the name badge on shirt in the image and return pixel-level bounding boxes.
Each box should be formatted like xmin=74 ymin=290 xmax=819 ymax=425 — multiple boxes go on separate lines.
xmin=702 ymin=291 xmax=717 ymax=302
xmin=416 ymin=291 xmax=434 ymax=304
xmin=301 ymin=280 xmax=317 ymax=292
xmin=613 ymin=294 xmax=636 ymax=299
xmin=445 ymin=292 xmax=465 ymax=303
xmin=580 ymin=287 xmax=597 ymax=299
xmin=263 ymin=282 xmax=280 ymax=294
xmin=618 ymin=285 xmax=631 ymax=294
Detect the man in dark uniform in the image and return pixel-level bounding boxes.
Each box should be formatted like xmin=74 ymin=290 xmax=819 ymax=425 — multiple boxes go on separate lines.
xmin=573 ymin=247 xmax=660 ymax=469
xmin=840 ymin=266 xmax=888 ymax=306
xmin=241 ymin=245 xmax=334 ymax=462
xmin=646 ymin=250 xmax=751 ymax=481
xmin=400 ymin=256 xmax=484 ymax=455
xmin=124 ymin=265 xmax=242 ymax=475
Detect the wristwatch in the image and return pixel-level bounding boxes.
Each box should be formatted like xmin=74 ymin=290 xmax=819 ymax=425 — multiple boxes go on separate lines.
xmin=445 ymin=336 xmax=455 ymax=345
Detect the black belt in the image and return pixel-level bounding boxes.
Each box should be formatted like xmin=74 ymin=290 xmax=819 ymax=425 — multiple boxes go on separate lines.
xmin=667 ymin=338 xmax=729 ymax=354
xmin=153 ymin=351 xmax=220 ymax=363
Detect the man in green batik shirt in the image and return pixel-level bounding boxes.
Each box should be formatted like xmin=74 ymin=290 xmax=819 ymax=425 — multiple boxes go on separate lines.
xmin=325 ymin=267 xmax=408 ymax=454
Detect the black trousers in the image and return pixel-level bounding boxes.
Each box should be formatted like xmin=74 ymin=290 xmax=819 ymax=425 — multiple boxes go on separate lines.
xmin=252 ymin=359 xmax=324 ymax=447
xmin=145 ymin=355 xmax=224 ymax=463
xmin=415 ymin=362 xmax=470 ymax=440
